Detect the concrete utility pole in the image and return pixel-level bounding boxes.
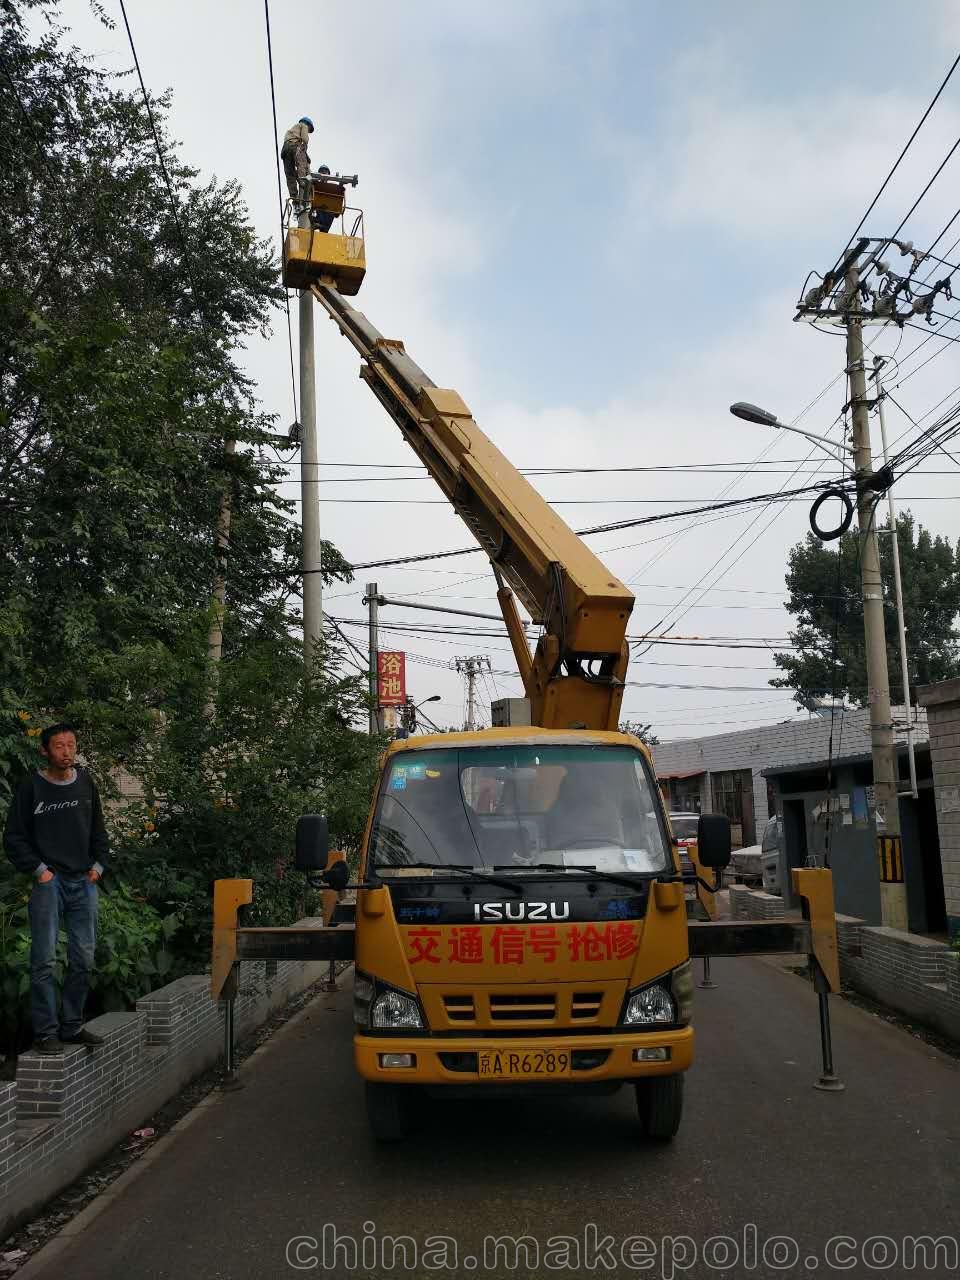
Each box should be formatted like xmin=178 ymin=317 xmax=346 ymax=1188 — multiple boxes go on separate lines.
xmin=845 ymin=268 xmax=908 ymax=931
xmin=456 ymin=656 xmax=491 ymax=731
xmin=204 ymin=437 xmax=237 ymax=718
xmin=366 ymin=582 xmax=381 ymax=735
xmin=299 ymin=206 xmax=323 ymax=676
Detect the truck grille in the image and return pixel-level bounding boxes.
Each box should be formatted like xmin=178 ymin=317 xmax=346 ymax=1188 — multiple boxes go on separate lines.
xmin=488 ymin=993 xmax=557 ymax=1022
xmin=571 ymin=992 xmax=603 ymax=1019
xmin=438 ymin=988 xmax=614 ymax=1028
xmin=443 ymin=995 xmax=475 ymax=1022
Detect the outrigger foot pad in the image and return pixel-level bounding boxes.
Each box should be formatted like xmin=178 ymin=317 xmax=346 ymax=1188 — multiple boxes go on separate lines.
xmin=814 ymin=1072 xmax=846 ymax=1093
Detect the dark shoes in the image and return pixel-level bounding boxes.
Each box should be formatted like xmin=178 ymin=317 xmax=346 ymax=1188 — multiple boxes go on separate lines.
xmin=33 ymin=1036 xmax=65 ymax=1056
xmin=32 ymin=1027 xmax=105 ymax=1054
xmin=61 ymin=1027 xmax=105 ymax=1047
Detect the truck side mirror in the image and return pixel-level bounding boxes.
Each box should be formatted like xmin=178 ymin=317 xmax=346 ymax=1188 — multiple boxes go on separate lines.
xmin=696 ymin=814 xmax=732 ymax=869
xmin=295 ymin=814 xmax=329 ymax=870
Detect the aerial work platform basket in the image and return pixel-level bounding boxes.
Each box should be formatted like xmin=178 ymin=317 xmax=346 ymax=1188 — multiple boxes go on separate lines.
xmin=282 ymin=172 xmax=365 ymax=295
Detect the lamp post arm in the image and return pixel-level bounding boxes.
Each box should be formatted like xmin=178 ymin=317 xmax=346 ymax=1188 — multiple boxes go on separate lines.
xmin=773 ymin=421 xmax=849 ymax=467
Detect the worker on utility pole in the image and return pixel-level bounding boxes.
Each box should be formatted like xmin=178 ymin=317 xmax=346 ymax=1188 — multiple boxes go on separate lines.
xmin=281 ymin=116 xmax=314 ymax=205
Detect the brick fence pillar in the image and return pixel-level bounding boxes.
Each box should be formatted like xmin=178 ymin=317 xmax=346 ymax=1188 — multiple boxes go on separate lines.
xmin=918 ymin=678 xmax=960 ymax=940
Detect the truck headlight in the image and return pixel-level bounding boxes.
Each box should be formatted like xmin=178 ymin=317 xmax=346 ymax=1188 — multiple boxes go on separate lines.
xmin=620 ymin=962 xmax=694 ymax=1027
xmin=371 ymin=988 xmax=423 ymax=1030
xmin=622 ymin=983 xmax=675 ymax=1026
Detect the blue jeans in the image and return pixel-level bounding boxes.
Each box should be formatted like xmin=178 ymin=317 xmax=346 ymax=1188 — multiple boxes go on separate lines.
xmin=29 ymin=875 xmax=98 ymax=1039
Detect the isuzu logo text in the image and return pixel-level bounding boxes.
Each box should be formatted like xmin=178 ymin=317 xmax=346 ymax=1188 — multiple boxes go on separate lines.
xmin=473 ymin=901 xmax=571 ymax=921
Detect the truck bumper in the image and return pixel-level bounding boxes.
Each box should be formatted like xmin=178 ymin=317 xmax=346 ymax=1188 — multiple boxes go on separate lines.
xmin=355 ymin=1026 xmax=694 ymax=1085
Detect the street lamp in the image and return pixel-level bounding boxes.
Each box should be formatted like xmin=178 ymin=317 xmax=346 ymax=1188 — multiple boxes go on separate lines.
xmin=399 ymin=694 xmax=441 ymax=738
xmin=729 ymin=401 xmax=848 ymax=468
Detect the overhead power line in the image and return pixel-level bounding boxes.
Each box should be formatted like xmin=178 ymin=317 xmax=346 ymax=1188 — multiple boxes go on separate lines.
xmin=339 ymin=477 xmax=861 ymax=573
xmin=832 ymin=51 xmax=960 ymax=273
xmin=263 ymin=0 xmax=299 ymax=426
xmin=118 ymin=1 xmax=208 ymax=327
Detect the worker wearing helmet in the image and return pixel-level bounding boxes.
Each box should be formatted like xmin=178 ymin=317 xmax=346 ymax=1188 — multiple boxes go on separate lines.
xmin=281 ymin=116 xmax=314 ymax=205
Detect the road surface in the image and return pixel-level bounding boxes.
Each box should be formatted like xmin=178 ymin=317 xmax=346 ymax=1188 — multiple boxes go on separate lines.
xmin=23 ymin=957 xmax=960 ymax=1280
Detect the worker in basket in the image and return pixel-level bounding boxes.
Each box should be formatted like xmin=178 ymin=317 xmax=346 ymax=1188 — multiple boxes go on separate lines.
xmin=281 ymin=115 xmax=314 ymax=206
xmin=309 ymin=166 xmax=335 ymax=233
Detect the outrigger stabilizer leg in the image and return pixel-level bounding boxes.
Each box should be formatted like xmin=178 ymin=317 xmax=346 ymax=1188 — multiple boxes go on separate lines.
xmin=687 ymin=866 xmax=844 ymax=1091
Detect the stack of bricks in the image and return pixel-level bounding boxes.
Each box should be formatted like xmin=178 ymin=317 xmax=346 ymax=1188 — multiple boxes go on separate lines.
xmin=0 ymin=918 xmax=330 ymax=1239
xmin=728 ymin=885 xmax=787 ymax=921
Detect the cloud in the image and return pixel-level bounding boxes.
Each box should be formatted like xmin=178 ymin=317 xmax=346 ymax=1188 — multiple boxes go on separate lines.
xmin=603 ymin=38 xmax=960 ymax=251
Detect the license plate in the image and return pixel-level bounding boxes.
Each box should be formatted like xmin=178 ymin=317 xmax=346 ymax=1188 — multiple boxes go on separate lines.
xmin=477 ymin=1049 xmax=571 ymax=1079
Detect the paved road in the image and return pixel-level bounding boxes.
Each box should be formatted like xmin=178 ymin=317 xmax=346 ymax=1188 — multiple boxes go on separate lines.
xmin=26 ymin=958 xmax=960 ymax=1280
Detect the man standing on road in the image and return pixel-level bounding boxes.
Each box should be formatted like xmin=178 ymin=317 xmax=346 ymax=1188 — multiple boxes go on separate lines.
xmin=3 ymin=723 xmax=109 ymax=1055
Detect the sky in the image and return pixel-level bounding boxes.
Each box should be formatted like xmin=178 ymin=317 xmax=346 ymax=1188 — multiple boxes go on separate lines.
xmin=52 ymin=0 xmax=960 ymax=738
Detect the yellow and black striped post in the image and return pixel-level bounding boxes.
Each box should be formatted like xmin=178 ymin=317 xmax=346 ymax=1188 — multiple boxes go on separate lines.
xmin=877 ymin=835 xmax=904 ymax=884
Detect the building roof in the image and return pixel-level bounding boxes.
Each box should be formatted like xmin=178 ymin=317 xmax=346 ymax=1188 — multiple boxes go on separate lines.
xmin=651 ymin=706 xmax=927 ymax=781
xmin=762 ymin=740 xmax=929 ymax=778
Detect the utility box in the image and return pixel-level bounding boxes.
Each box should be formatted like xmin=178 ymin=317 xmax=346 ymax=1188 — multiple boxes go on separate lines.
xmin=491 ymin=698 xmax=531 ymax=727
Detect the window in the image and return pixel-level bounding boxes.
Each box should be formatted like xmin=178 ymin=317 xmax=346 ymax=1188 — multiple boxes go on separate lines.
xmin=369 ymin=745 xmax=670 ymax=877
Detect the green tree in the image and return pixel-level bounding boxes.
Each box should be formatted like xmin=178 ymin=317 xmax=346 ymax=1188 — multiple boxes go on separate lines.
xmin=0 ymin=0 xmax=326 ymax=762
xmin=620 ymin=720 xmax=660 ymax=746
xmin=0 ymin=3 xmax=384 ymax=1044
xmin=772 ymin=512 xmax=960 ymax=709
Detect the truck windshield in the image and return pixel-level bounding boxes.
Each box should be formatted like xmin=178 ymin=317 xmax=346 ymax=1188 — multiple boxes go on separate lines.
xmin=370 ymin=745 xmax=669 ymax=877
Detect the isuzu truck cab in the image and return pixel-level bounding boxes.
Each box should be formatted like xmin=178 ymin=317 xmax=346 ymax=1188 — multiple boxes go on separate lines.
xmin=351 ymin=728 xmax=708 ymax=1140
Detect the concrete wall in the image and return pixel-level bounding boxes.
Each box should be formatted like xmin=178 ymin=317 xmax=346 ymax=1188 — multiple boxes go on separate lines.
xmin=918 ymin=678 xmax=960 ymax=939
xmin=653 ymin=707 xmax=928 ymax=844
xmin=0 ymin=918 xmax=332 ymax=1239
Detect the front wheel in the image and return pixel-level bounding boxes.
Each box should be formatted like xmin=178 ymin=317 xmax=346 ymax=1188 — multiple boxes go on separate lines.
xmin=635 ymin=1074 xmax=684 ymax=1141
xmin=365 ymin=1082 xmax=416 ymax=1142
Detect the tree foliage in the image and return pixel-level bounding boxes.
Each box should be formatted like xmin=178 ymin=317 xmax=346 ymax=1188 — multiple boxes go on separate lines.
xmin=772 ymin=512 xmax=960 ymax=709
xmin=0 ymin=2 xmax=382 ymax=1045
xmin=1 ymin=1 xmax=312 ymax=746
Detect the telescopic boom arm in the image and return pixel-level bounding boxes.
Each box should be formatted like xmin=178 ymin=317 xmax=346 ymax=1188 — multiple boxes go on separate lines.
xmin=312 ymin=283 xmax=634 ymax=730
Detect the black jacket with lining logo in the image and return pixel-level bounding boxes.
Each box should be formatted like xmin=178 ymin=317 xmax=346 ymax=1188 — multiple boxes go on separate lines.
xmin=3 ymin=768 xmax=110 ymax=876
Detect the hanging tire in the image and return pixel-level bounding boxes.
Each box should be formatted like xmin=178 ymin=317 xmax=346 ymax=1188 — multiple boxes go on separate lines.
xmin=635 ymin=1074 xmax=684 ymax=1141
xmin=365 ymin=1082 xmax=415 ymax=1142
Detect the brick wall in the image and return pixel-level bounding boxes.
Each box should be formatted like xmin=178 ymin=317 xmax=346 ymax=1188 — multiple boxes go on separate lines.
xmin=729 ymin=889 xmax=960 ymax=1042
xmin=918 ymin=677 xmax=960 ymax=939
xmin=0 ymin=918 xmax=333 ymax=1239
